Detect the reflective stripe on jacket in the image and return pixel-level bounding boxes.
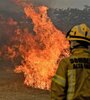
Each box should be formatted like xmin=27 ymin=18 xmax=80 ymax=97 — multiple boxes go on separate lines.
xmin=51 ymin=48 xmax=90 ymax=100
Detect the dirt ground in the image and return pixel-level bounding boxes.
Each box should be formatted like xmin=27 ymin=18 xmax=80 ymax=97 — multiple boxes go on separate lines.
xmin=0 ymin=66 xmax=50 ymax=100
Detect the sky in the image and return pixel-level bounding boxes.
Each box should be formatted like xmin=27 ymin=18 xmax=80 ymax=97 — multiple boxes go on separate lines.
xmin=0 ymin=0 xmax=90 ymax=12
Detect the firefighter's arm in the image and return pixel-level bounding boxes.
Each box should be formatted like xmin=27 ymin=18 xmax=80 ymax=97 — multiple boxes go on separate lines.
xmin=51 ymin=59 xmax=67 ymax=100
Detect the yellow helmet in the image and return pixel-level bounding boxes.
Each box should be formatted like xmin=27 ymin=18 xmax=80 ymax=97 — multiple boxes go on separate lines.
xmin=66 ymin=24 xmax=90 ymax=44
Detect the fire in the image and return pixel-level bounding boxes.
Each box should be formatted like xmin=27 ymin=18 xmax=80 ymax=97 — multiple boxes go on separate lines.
xmin=7 ymin=17 xmax=17 ymax=26
xmin=5 ymin=2 xmax=69 ymax=90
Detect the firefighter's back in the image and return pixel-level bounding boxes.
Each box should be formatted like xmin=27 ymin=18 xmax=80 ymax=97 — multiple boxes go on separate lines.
xmin=66 ymin=48 xmax=90 ymax=100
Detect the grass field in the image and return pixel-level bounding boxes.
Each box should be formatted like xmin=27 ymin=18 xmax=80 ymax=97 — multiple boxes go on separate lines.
xmin=0 ymin=66 xmax=50 ymax=100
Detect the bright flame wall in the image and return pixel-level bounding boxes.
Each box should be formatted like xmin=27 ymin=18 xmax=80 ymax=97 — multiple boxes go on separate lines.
xmin=10 ymin=3 xmax=70 ymax=90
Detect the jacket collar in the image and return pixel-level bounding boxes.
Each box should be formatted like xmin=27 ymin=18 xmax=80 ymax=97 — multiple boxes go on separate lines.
xmin=71 ymin=48 xmax=90 ymax=55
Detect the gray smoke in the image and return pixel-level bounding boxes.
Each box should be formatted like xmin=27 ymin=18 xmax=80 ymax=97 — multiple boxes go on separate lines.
xmin=0 ymin=0 xmax=90 ymax=11
xmin=20 ymin=0 xmax=90 ymax=9
xmin=22 ymin=0 xmax=52 ymax=7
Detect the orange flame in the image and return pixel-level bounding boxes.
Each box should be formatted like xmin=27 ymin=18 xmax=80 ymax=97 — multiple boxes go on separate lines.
xmin=7 ymin=1 xmax=69 ymax=90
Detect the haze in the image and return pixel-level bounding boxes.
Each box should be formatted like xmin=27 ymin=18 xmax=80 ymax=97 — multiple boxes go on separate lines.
xmin=0 ymin=0 xmax=90 ymax=12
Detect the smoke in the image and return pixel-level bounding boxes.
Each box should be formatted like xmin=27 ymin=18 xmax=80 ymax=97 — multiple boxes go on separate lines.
xmin=28 ymin=0 xmax=51 ymax=6
xmin=13 ymin=0 xmax=52 ymax=8
xmin=17 ymin=0 xmax=90 ymax=9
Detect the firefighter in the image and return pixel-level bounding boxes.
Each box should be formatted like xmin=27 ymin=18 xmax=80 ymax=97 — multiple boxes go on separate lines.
xmin=51 ymin=23 xmax=90 ymax=100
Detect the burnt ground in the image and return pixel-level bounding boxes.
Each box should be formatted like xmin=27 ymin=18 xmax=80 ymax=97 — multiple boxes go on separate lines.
xmin=0 ymin=65 xmax=50 ymax=100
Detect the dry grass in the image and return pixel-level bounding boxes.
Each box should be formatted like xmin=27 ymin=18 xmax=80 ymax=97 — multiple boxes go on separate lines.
xmin=0 ymin=67 xmax=50 ymax=100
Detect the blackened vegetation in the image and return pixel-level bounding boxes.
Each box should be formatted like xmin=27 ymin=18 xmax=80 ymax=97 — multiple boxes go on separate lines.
xmin=70 ymin=58 xmax=90 ymax=69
